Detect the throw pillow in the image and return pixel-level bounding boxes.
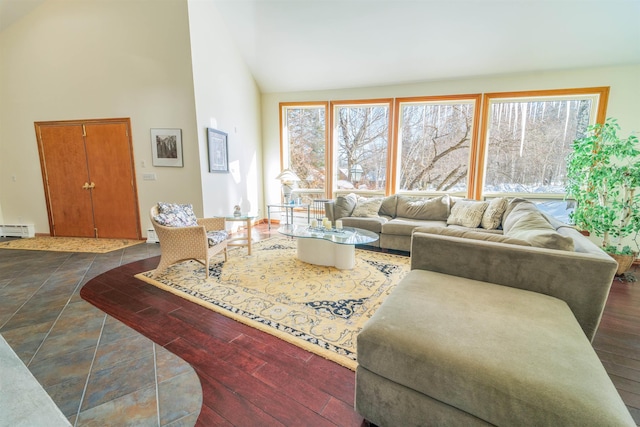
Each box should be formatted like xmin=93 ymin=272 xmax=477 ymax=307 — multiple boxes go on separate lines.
xmin=334 ymin=193 xmax=358 ymax=219
xmin=505 ymin=211 xmax=575 ymax=251
xmin=155 ymin=202 xmax=198 ymax=227
xmin=481 ymin=197 xmax=508 ymax=230
xmin=446 ymin=200 xmax=489 ymax=228
xmin=396 ymin=195 xmax=450 ymax=220
xmin=206 ymin=230 xmax=229 ymax=246
xmin=352 ymin=197 xmax=384 ymax=218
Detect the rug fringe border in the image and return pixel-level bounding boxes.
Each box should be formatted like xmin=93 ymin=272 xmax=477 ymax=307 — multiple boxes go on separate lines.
xmin=134 ymin=271 xmax=358 ymax=371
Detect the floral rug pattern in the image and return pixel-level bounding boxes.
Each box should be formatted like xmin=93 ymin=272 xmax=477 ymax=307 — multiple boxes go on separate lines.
xmin=135 ymin=236 xmax=410 ymax=370
xmin=0 ymin=236 xmax=144 ymax=253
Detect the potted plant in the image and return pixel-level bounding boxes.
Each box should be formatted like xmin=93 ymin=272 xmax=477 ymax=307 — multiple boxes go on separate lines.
xmin=565 ymin=118 xmax=640 ymax=275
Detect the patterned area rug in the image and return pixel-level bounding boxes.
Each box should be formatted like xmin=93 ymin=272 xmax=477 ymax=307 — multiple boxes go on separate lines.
xmin=0 ymin=236 xmax=144 ymax=253
xmin=135 ymin=236 xmax=410 ymax=370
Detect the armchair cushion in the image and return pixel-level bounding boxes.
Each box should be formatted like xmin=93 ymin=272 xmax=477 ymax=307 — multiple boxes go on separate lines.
xmin=207 ymin=230 xmax=229 ymax=246
xmin=155 ymin=202 xmax=198 ymax=227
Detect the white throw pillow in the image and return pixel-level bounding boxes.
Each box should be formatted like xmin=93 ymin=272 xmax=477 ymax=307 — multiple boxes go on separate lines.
xmin=352 ymin=197 xmax=383 ymax=218
xmin=447 ymin=200 xmax=489 ymax=228
xmin=481 ymin=197 xmax=508 ymax=230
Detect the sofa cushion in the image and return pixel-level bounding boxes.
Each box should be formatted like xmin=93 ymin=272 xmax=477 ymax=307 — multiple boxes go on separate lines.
xmin=506 ymin=211 xmax=575 ymax=251
xmin=383 ymin=218 xmax=447 ymax=236
xmin=481 ymin=197 xmax=508 ymax=230
xmin=357 ymin=269 xmax=634 ymax=427
xmin=206 ymin=230 xmax=228 ymax=246
xmin=352 ymin=197 xmax=384 ymax=218
xmin=379 ymin=195 xmax=398 ymax=218
xmin=155 ymin=202 xmax=198 ymax=227
xmin=396 ymin=195 xmax=450 ymax=221
xmin=334 ymin=193 xmax=358 ymax=219
xmin=414 ymin=226 xmax=532 ymax=246
xmin=446 ymin=200 xmax=488 ymax=228
xmin=339 ymin=216 xmax=387 ymax=234
xmin=501 ymin=198 xmax=537 ymax=232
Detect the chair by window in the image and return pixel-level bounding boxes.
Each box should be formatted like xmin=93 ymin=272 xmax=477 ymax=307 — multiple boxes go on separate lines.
xmin=150 ymin=204 xmax=228 ymax=277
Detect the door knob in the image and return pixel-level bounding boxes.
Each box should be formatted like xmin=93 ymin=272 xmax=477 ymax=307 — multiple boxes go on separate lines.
xmin=82 ymin=182 xmax=90 ymax=190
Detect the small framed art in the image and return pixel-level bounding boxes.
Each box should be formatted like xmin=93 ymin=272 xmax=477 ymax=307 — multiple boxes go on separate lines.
xmin=207 ymin=128 xmax=229 ymax=173
xmin=151 ymin=128 xmax=183 ymax=167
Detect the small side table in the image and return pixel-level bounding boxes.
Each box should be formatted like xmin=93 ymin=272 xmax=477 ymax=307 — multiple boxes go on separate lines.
xmin=267 ymin=203 xmax=310 ymax=230
xmin=217 ymin=215 xmax=257 ymax=255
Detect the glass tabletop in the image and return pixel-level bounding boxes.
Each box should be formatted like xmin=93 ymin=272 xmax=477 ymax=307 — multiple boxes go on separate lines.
xmin=278 ymin=224 xmax=379 ymax=245
xmin=217 ymin=214 xmax=257 ymax=221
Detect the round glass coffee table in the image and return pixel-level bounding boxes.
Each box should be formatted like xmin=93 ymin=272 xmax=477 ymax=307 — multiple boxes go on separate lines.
xmin=278 ymin=224 xmax=379 ymax=270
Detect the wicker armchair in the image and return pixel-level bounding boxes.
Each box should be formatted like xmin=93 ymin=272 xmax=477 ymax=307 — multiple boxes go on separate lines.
xmin=150 ymin=205 xmax=228 ymax=277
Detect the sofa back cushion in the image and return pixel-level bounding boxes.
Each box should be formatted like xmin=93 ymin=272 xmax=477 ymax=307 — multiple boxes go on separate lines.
xmin=505 ymin=208 xmax=575 ymax=251
xmin=379 ymin=195 xmax=398 ymax=218
xmin=396 ymin=195 xmax=450 ymax=220
xmin=334 ymin=193 xmax=358 ymax=219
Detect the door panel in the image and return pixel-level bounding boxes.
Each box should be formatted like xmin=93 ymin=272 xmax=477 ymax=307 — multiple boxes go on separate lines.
xmin=38 ymin=125 xmax=95 ymax=237
xmin=85 ymin=122 xmax=140 ymax=239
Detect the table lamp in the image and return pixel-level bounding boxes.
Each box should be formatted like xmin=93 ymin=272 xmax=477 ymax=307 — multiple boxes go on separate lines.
xmin=275 ymin=168 xmax=300 ymax=204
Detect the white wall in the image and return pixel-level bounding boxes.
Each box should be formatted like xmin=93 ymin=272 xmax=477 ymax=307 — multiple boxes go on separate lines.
xmin=261 ymin=64 xmax=640 ymax=206
xmin=187 ymin=1 xmax=263 ymax=219
xmin=0 ymin=0 xmax=202 ymax=235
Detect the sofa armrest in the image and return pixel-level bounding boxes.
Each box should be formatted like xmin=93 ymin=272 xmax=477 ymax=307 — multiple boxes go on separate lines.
xmin=410 ymin=231 xmax=617 ymax=341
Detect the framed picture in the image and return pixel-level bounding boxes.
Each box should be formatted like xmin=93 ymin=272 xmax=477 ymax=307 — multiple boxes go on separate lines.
xmin=151 ymin=128 xmax=183 ymax=167
xmin=207 ymin=128 xmax=229 ymax=173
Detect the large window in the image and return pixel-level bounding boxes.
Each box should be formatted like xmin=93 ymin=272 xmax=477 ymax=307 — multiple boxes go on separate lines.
xmin=332 ymin=100 xmax=392 ymax=193
xmin=280 ymin=103 xmax=328 ymax=191
xmin=396 ymin=96 xmax=480 ymax=193
xmin=279 ymin=87 xmax=609 ymax=201
xmin=481 ymin=90 xmax=605 ymax=196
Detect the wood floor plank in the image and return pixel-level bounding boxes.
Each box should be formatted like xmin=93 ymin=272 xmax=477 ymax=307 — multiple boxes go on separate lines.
xmin=80 ymin=229 xmax=640 ymax=426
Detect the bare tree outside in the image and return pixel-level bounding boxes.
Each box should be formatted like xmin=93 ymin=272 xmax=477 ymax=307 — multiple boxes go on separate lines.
xmin=484 ymin=99 xmax=592 ymax=194
xmin=398 ymin=102 xmax=474 ymax=192
xmin=285 ymin=107 xmax=326 ymax=190
xmin=334 ymin=104 xmax=389 ymax=191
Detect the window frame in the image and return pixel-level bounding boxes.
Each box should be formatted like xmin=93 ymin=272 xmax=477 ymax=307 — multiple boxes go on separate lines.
xmin=474 ymin=87 xmax=610 ymax=200
xmin=329 ymin=98 xmax=394 ymax=198
xmin=393 ymin=94 xmax=482 ymax=197
xmin=279 ymin=101 xmax=330 ymax=197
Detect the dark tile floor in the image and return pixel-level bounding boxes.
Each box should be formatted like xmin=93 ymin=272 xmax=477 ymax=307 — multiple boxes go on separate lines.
xmin=0 ymin=240 xmax=201 ymax=426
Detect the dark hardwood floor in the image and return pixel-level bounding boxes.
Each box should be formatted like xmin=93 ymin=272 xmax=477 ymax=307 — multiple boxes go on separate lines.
xmin=80 ymin=224 xmax=640 ymax=426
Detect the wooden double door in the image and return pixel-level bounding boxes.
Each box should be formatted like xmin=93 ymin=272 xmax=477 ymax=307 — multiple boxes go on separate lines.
xmin=35 ymin=118 xmax=141 ymax=239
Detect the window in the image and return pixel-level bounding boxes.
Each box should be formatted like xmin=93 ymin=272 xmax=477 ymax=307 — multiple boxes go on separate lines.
xmin=280 ymin=103 xmax=328 ymax=192
xmin=395 ymin=95 xmax=480 ymax=193
xmin=332 ymin=100 xmax=392 ymax=193
xmin=280 ymin=87 xmax=609 ymax=202
xmin=479 ymin=88 xmax=609 ymax=197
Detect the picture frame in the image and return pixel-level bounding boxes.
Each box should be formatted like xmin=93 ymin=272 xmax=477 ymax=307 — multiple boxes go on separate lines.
xmin=151 ymin=128 xmax=183 ymax=167
xmin=207 ymin=128 xmax=229 ymax=173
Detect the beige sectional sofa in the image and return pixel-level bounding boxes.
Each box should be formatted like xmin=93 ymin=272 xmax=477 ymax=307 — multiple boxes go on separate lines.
xmin=355 ymin=226 xmax=634 ymax=426
xmin=326 ymin=194 xmax=581 ymax=254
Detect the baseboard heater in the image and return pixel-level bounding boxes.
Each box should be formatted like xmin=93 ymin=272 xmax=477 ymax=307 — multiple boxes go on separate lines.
xmin=0 ymin=224 xmax=35 ymax=238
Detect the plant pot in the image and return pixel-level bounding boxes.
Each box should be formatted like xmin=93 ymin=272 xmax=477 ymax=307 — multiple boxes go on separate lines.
xmin=608 ymin=252 xmax=637 ymax=276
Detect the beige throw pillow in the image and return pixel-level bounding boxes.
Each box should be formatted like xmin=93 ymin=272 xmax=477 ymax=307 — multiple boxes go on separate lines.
xmin=447 ymin=200 xmax=489 ymax=228
xmin=481 ymin=197 xmax=508 ymax=230
xmin=352 ymin=197 xmax=383 ymax=218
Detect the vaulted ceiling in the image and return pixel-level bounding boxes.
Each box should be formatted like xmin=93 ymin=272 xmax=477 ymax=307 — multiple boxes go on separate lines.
xmin=2 ymin=0 xmax=639 ymax=93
